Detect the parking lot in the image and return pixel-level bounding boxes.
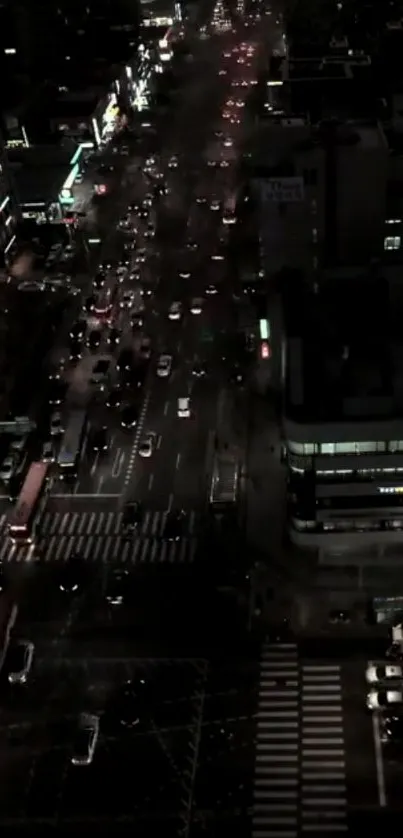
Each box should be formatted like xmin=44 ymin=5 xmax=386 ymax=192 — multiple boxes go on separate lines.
xmin=0 ymin=656 xmax=206 ymax=828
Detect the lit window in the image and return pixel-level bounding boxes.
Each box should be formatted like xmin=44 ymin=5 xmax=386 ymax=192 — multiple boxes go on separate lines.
xmin=4 ymin=48 xmax=16 ymax=55
xmin=312 ymin=228 xmax=317 ymax=242
xmin=386 ymin=218 xmax=401 ymax=224
xmin=384 ymin=235 xmax=401 ymax=250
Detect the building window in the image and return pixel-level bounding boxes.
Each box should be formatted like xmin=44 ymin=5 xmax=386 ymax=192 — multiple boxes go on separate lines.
xmin=384 ymin=235 xmax=401 ymax=250
xmin=385 ymin=218 xmax=401 ymax=224
xmin=389 ymin=441 xmax=403 ymax=452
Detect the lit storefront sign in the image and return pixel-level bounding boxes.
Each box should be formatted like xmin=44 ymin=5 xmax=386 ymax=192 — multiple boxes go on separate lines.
xmin=92 ymin=117 xmax=101 ymax=147
xmin=70 ymin=141 xmax=94 ymax=167
xmin=143 ymin=16 xmax=174 ymax=27
xmin=100 ymin=93 xmax=120 ymax=139
xmin=59 ymin=163 xmax=79 ymax=205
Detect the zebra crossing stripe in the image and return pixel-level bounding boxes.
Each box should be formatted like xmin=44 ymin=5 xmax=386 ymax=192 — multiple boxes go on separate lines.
xmin=0 ymin=535 xmax=197 ymax=564
xmin=253 ymin=644 xmax=348 ymax=837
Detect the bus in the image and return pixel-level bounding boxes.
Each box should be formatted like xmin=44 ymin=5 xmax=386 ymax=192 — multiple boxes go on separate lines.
xmin=8 ymin=461 xmax=50 ymax=544
xmin=209 ymin=450 xmax=239 ymax=517
xmin=0 ymin=592 xmax=18 ymax=675
xmin=57 ymin=409 xmax=88 ymax=478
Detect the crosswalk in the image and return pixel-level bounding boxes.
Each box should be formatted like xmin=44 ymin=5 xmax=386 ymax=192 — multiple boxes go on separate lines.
xmin=0 ymin=510 xmax=198 ymax=565
xmin=253 ymin=642 xmax=348 ymax=838
xmin=0 ymin=509 xmax=197 ymax=539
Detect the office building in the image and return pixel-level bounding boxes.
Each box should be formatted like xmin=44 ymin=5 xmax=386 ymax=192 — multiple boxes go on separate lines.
xmin=0 ymin=132 xmax=19 ymax=267
xmin=283 ymin=267 xmax=403 ymax=563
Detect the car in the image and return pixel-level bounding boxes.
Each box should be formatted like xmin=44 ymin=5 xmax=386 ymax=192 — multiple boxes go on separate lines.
xmin=366 ymin=664 xmax=403 ymax=684
xmin=220 ymin=160 xmax=229 ymax=168
xmin=121 ymin=404 xmax=139 ymax=429
xmin=206 ymin=284 xmax=218 ymax=295
xmin=106 ymin=387 xmax=122 ymax=409
xmin=91 ymin=358 xmax=111 ymax=388
xmin=83 ymin=294 xmax=96 ymax=314
xmin=143 ymin=193 xmax=153 ymax=208
xmin=7 ymin=641 xmax=35 ymax=685
xmin=105 ymin=568 xmax=130 ymax=606
xmin=87 ymin=330 xmax=102 ymax=351
xmin=135 ymin=249 xmax=147 ymax=264
xmin=139 ymin=338 xmax=151 ymax=360
xmin=381 ymin=714 xmax=403 ymax=745
xmin=118 ymin=255 xmax=130 ymax=268
xmin=50 ymin=411 xmax=63 ymax=436
xmin=179 ymin=269 xmax=191 ymax=279
xmin=117 ymin=348 xmax=133 ymax=373
xmin=177 ymin=396 xmax=190 ymax=417
xmin=196 ymin=196 xmax=207 ymax=205
xmin=48 ymin=379 xmax=66 ymax=406
xmin=70 ymin=320 xmax=86 ymax=341
xmin=41 ymin=441 xmax=55 ymax=462
xmin=120 ymin=290 xmax=135 ymax=309
xmin=210 ymin=199 xmax=220 ymax=211
xmin=366 ymin=688 xmax=403 ymax=711
xmin=93 ymin=272 xmax=106 ymax=290
xmin=131 ymin=313 xmax=144 ymax=330
xmin=164 ymin=510 xmax=186 ymax=541
xmin=186 ymin=240 xmax=198 ymax=251
xmin=108 ymin=679 xmax=148 ymax=729
xmin=168 ymin=302 xmax=182 ymax=321
xmin=71 ymin=713 xmax=100 ymax=767
xmin=10 ymin=434 xmax=28 ymax=453
xmin=192 ymin=362 xmax=206 ymax=378
xmin=0 ymin=456 xmax=16 ymax=483
xmin=168 ymin=155 xmax=178 ymax=169
xmin=59 ymin=554 xmax=87 ymax=594
xmin=157 ymin=354 xmax=172 ymax=377
xmin=190 ymin=297 xmax=203 ymax=315
xmin=139 ymin=434 xmax=154 ymax=458
xmin=144 ymin=223 xmax=155 ymax=240
xmin=118 ymin=214 xmax=131 ymax=229
xmin=122 ymin=501 xmax=142 ymax=532
xmin=69 ymin=339 xmax=83 ymax=361
xmin=91 ymin=426 xmax=109 ymax=452
xmin=107 ymin=327 xmax=121 ymax=347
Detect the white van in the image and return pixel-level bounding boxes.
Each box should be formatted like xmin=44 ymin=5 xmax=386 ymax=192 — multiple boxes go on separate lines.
xmin=177 ymin=397 xmax=190 ymax=418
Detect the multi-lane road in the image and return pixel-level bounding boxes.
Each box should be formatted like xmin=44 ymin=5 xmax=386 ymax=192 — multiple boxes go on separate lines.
xmin=1 ymin=15 xmax=265 ymax=567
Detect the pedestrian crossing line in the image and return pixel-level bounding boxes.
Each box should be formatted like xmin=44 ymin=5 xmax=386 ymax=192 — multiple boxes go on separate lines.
xmin=38 ymin=509 xmax=197 ymax=538
xmin=301 ymin=663 xmax=347 ymax=835
xmin=0 ymin=536 xmax=198 ymax=565
xmin=253 ymin=642 xmax=299 ymax=838
xmin=253 ymin=644 xmax=349 ymax=838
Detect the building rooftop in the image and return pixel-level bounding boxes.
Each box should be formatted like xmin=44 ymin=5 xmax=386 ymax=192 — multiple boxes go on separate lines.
xmin=284 ymin=268 xmax=403 ymax=427
xmin=0 ymin=280 xmax=67 ymax=421
xmin=9 ymin=145 xmax=73 ymax=205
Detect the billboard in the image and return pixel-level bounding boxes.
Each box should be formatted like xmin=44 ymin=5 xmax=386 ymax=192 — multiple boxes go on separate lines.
xmin=253 ymin=176 xmax=304 ymax=204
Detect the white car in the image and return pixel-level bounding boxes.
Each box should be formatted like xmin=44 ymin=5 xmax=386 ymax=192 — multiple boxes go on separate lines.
xmin=223 ymin=138 xmax=233 ymax=148
xmin=190 ymin=297 xmax=203 ymax=315
xmin=0 ymin=456 xmax=16 ymax=483
xmin=169 ymin=302 xmax=182 ymax=321
xmin=157 ymin=354 xmax=172 ymax=377
xmin=135 ymin=249 xmax=146 ymax=264
xmin=366 ymin=663 xmax=403 ymax=684
xmin=168 ymin=155 xmax=178 ymax=169
xmin=10 ymin=434 xmax=28 ymax=453
xmin=50 ymin=411 xmax=63 ymax=436
xmin=366 ymin=688 xmax=403 ymax=711
xmin=139 ymin=434 xmax=154 ymax=458
xmin=179 ymin=270 xmax=191 ymax=279
xmin=206 ymin=284 xmax=218 ymax=295
xmin=8 ymin=641 xmax=35 ymax=685
xmin=220 ymin=160 xmax=229 ymax=168
xmin=120 ymin=290 xmax=135 ymax=308
xmin=41 ymin=441 xmax=55 ymax=463
xmin=71 ymin=713 xmax=100 ymax=766
xmin=210 ymin=200 xmax=220 ymax=211
xmin=177 ymin=397 xmax=190 ymax=418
